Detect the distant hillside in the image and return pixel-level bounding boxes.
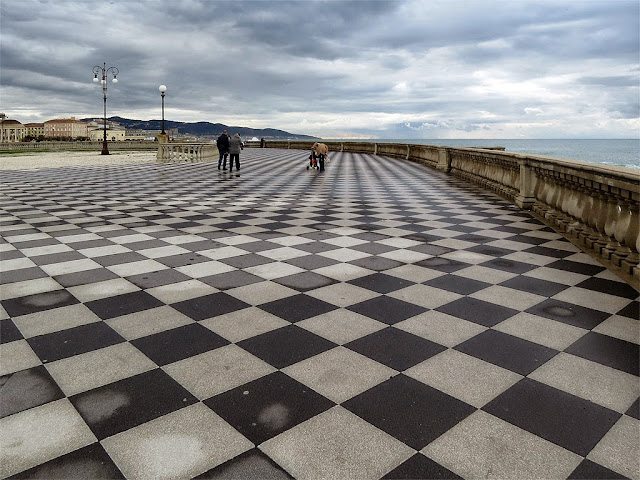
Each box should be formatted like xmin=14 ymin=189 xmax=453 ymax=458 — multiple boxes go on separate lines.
xmin=83 ymin=117 xmax=318 ymax=139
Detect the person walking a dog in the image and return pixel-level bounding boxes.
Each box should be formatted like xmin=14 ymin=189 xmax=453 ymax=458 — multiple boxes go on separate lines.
xmin=217 ymin=130 xmax=230 ymax=170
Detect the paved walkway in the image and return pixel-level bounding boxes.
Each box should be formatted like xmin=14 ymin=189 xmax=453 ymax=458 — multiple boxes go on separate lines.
xmin=1 ymin=148 xmax=638 ymax=479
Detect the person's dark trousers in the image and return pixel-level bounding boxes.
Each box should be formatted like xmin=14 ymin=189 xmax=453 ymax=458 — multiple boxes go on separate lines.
xmin=318 ymin=154 xmax=325 ymax=171
xmin=229 ymin=154 xmax=240 ymax=171
xmin=218 ymin=148 xmax=227 ymax=169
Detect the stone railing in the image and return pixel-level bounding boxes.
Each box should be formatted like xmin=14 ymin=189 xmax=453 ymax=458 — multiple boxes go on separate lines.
xmin=0 ymin=141 xmax=158 ymax=152
xmin=252 ymin=140 xmax=639 ymax=280
xmin=156 ymin=143 xmax=217 ymax=162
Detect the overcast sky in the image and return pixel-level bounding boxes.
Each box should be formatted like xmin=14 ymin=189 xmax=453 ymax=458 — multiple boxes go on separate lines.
xmin=1 ymin=0 xmax=638 ymax=139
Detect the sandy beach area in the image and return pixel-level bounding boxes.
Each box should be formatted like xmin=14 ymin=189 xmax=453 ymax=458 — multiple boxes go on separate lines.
xmin=0 ymin=151 xmax=157 ymax=170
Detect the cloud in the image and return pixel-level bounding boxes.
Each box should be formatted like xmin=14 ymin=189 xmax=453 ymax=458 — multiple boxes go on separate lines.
xmin=0 ymin=0 xmax=637 ymax=138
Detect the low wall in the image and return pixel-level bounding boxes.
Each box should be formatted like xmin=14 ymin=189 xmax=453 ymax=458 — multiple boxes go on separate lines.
xmin=0 ymin=141 xmax=158 ymax=152
xmin=156 ymin=143 xmax=217 ymax=163
xmin=250 ymin=140 xmax=639 ymax=281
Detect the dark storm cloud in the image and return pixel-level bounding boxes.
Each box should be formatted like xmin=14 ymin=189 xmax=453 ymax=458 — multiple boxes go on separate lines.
xmin=1 ymin=0 xmax=637 ymax=138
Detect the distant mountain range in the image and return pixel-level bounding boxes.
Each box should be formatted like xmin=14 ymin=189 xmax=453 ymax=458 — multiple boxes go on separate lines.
xmin=82 ymin=116 xmax=318 ymax=139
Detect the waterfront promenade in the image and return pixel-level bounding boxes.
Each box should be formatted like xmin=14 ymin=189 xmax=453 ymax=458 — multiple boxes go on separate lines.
xmin=1 ymin=148 xmax=638 ymax=479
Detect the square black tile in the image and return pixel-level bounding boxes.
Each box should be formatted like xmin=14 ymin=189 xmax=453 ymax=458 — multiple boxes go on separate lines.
xmin=295 ymin=241 xmax=341 ymax=254
xmin=29 ymin=251 xmax=86 ymax=265
xmin=0 ymin=266 xmax=49 ymax=285
xmin=436 ymin=297 xmax=518 ymax=327
xmin=522 ymin=245 xmax=574 ymax=259
xmin=131 ymin=323 xmax=229 ymax=366
xmin=424 ymin=275 xmax=491 ymax=295
xmin=85 ymin=291 xmax=165 ymax=320
xmin=91 ymin=252 xmax=148 ymax=267
xmin=0 ymin=365 xmax=65 ymax=418
xmin=576 ymin=277 xmax=639 ymax=299
xmin=273 ymin=272 xmax=338 ymax=292
xmin=465 ymin=245 xmax=516 ymax=257
xmin=203 ymin=371 xmax=334 ymax=445
xmin=65 ymin=239 xmax=116 ymax=250
xmin=617 ymin=300 xmax=639 ymax=320
xmin=483 ymin=378 xmax=620 ymax=456
xmin=200 ymin=270 xmax=263 ymax=290
xmin=0 ymin=249 xmax=24 ymax=261
xmin=499 ymin=275 xmax=569 ymax=297
xmin=350 ymin=242 xmax=397 ymax=255
xmin=237 ymin=325 xmax=336 ymax=369
xmin=258 ymin=294 xmax=338 ymax=323
xmin=343 ymin=374 xmax=475 ymax=450
xmin=126 ymin=269 xmax=192 ymax=289
xmin=383 ymin=453 xmax=462 ymax=479
xmin=70 ymin=369 xmax=198 ymax=440
xmin=525 ymin=298 xmax=610 ymax=330
xmin=347 ymin=296 xmax=426 ymax=325
xmin=546 ymin=259 xmax=606 ymax=276
xmin=27 ymin=321 xmax=125 ymax=363
xmin=625 ymin=397 xmax=639 ymax=420
xmin=219 ymin=253 xmax=273 ymax=269
xmin=0 ymin=319 xmax=23 ymax=344
xmin=53 ymin=268 xmax=120 ymax=288
xmin=567 ymin=459 xmax=628 ymax=480
xmin=10 ymin=442 xmax=125 ymax=479
xmin=171 ymin=292 xmax=251 ymax=321
xmin=194 ymin=448 xmax=292 ymax=479
xmin=1 ymin=290 xmax=80 ymax=317
xmin=348 ymin=273 xmax=415 ymax=294
xmin=479 ymin=258 xmax=537 ymax=274
xmin=123 ymin=239 xmax=170 ymax=251
xmin=284 ymin=254 xmax=340 ymax=270
xmin=506 ymin=234 xmax=550 ymax=245
xmin=565 ymin=332 xmax=639 ymax=376
xmin=155 ymin=252 xmax=211 ymax=268
xmin=345 ymin=327 xmax=446 ymax=370
xmin=349 ymin=256 xmax=403 ymax=272
xmin=455 ymin=329 xmax=558 ymax=375
xmin=414 ymin=257 xmax=468 ymax=273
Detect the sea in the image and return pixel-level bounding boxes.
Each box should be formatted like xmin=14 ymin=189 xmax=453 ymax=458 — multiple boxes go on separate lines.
xmin=328 ymin=139 xmax=639 ymax=169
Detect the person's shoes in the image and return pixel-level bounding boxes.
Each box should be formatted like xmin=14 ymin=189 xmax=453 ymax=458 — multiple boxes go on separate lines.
xmin=222 ymin=167 xmax=227 ymax=170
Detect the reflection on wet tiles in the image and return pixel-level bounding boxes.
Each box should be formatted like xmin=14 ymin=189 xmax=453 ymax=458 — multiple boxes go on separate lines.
xmin=1 ymin=290 xmax=78 ymax=317
xmin=258 ymin=403 xmax=290 ymax=431
xmin=73 ymin=388 xmax=130 ymax=423
xmin=0 ymin=365 xmax=64 ymax=418
xmin=544 ymin=305 xmax=575 ymax=318
xmin=23 ymin=290 xmax=72 ymax=307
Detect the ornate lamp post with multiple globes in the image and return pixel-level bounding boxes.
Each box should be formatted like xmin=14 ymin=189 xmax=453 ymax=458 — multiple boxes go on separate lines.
xmin=92 ymin=62 xmax=119 ymax=155
xmin=159 ymin=85 xmax=167 ymax=135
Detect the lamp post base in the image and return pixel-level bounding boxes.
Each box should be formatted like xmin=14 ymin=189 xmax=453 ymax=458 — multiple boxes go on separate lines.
xmin=101 ymin=141 xmax=110 ymax=155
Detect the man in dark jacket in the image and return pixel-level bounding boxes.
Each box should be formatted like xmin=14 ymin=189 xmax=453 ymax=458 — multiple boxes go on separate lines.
xmin=216 ymin=130 xmax=229 ymax=169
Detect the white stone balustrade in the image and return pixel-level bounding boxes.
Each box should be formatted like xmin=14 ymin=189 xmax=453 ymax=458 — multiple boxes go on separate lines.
xmin=157 ymin=143 xmax=216 ymax=163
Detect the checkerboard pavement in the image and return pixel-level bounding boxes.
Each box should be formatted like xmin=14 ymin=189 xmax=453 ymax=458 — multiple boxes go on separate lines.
xmin=1 ymin=148 xmax=638 ymax=479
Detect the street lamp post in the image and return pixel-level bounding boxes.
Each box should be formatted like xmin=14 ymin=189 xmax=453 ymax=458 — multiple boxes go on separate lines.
xmin=159 ymin=85 xmax=167 ymax=135
xmin=92 ymin=62 xmax=119 ymax=155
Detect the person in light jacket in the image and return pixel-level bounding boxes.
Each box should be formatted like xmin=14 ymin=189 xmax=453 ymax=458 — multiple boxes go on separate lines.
xmin=228 ymin=133 xmax=243 ymax=171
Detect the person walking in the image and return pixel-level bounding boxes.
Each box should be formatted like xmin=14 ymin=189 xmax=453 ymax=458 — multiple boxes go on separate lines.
xmin=216 ymin=130 xmax=230 ymax=170
xmin=228 ymin=133 xmax=242 ymax=171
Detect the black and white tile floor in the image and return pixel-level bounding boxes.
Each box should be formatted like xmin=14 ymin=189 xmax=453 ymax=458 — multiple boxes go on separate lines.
xmin=1 ymin=149 xmax=638 ymax=479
